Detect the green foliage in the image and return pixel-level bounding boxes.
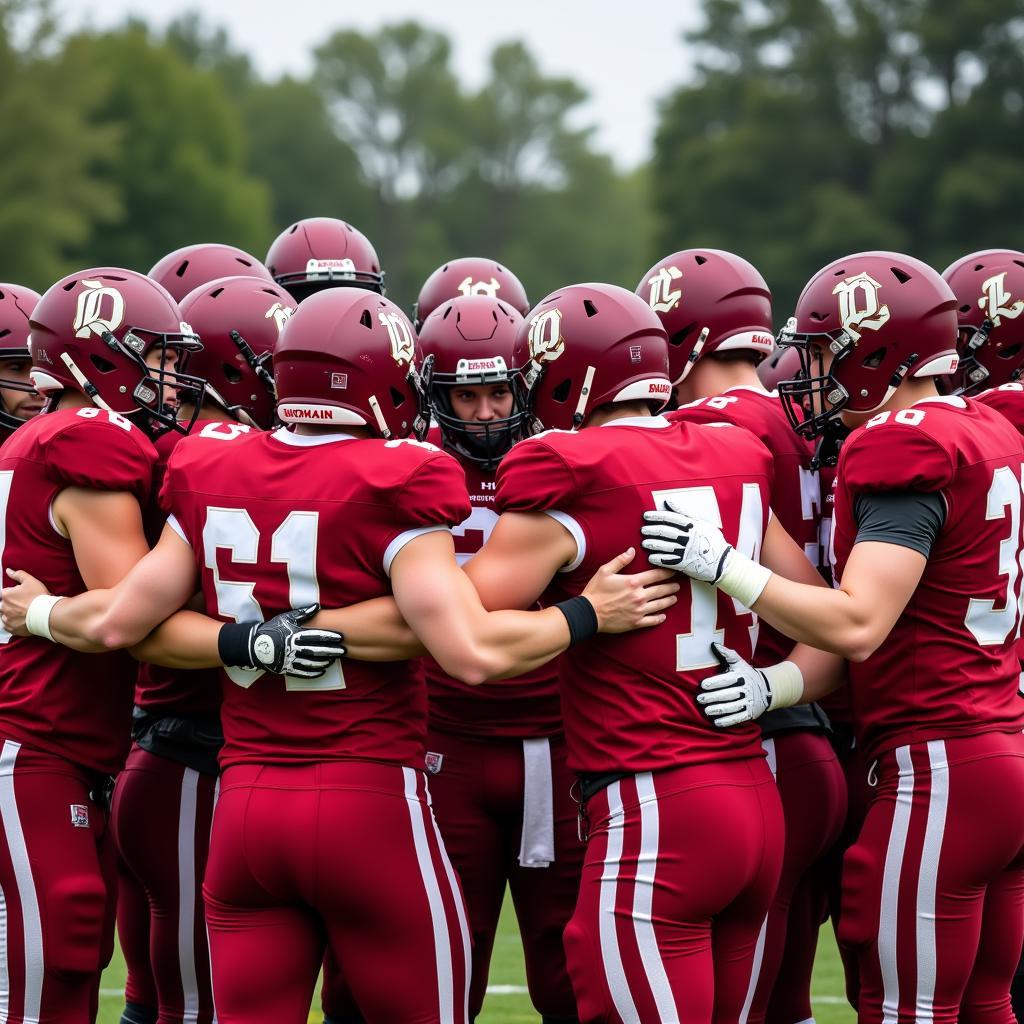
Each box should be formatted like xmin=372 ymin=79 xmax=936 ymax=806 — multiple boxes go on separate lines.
xmin=652 ymin=0 xmax=1024 ymax=320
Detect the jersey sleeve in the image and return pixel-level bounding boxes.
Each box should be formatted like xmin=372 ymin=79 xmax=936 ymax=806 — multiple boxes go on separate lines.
xmin=839 ymin=419 xmax=954 ymax=495
xmin=494 ymin=435 xmax=577 ymax=513
xmin=44 ymin=417 xmax=156 ymax=503
xmin=976 ymin=385 xmax=1024 ymax=437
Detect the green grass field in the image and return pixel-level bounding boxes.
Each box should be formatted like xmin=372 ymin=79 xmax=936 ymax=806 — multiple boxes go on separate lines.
xmin=97 ymin=894 xmax=856 ymax=1023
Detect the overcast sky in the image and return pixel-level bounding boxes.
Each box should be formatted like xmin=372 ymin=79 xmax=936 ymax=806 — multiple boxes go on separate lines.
xmin=58 ymin=0 xmax=704 ymax=168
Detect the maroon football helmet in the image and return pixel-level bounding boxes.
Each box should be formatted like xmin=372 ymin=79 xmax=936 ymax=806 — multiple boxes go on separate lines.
xmin=757 ymin=344 xmax=801 ymax=393
xmin=148 ymin=243 xmax=273 ymax=303
xmin=265 ymin=218 xmax=384 ymax=300
xmin=178 ymin=276 xmax=295 ymax=429
xmin=777 ymin=252 xmax=959 ymax=441
xmin=274 ymin=289 xmax=425 ymax=439
xmin=637 ymin=249 xmax=774 ymax=384
xmin=414 ymin=257 xmax=529 ymax=331
xmin=418 ymin=295 xmax=528 ymax=469
xmin=942 ymin=249 xmax=1024 ymax=394
xmin=0 ymin=284 xmax=42 ymax=431
xmin=511 ymin=283 xmax=670 ymax=432
xmin=29 ymin=268 xmax=205 ymax=435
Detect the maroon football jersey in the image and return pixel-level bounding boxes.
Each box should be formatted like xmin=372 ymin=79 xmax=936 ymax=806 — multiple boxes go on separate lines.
xmin=496 ymin=415 xmax=774 ymax=774
xmin=161 ymin=426 xmax=471 ymax=769
xmin=670 ymin=387 xmax=821 ymax=665
xmin=422 ymin=429 xmax=561 ymax=738
xmin=135 ymin=420 xmax=229 ymax=719
xmin=0 ymin=408 xmax=156 ymax=774
xmin=832 ymin=396 xmax=1024 ymax=763
xmin=976 ymin=382 xmax=1024 ymax=436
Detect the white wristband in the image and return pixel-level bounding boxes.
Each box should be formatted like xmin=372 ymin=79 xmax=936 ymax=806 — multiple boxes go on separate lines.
xmin=25 ymin=595 xmax=66 ymax=642
xmin=762 ymin=660 xmax=805 ymax=711
xmin=716 ymin=549 xmax=773 ymax=608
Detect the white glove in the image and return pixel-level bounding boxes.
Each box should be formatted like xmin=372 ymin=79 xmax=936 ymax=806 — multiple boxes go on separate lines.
xmin=697 ymin=642 xmax=804 ymax=728
xmin=218 ymin=604 xmax=346 ymax=679
xmin=641 ymin=499 xmax=772 ymax=607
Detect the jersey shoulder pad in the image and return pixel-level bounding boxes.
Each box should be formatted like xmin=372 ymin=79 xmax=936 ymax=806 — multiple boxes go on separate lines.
xmin=495 ymin=431 xmax=576 ymax=513
xmin=391 ymin=444 xmax=470 ymax=529
xmin=45 ymin=409 xmax=156 ymax=500
xmin=840 ymin=409 xmax=953 ymax=493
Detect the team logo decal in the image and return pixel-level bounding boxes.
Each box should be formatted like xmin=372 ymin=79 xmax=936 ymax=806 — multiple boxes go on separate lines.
xmin=70 ymin=804 xmax=90 ymax=828
xmin=73 ymin=279 xmax=125 ymax=339
xmin=527 ymin=308 xmax=565 ymax=363
xmin=379 ymin=311 xmax=415 ymax=367
xmin=330 ymin=372 xmax=348 ymax=389
xmin=979 ymin=272 xmax=1024 ymax=327
xmin=629 ymin=345 xmax=643 ymax=364
xmin=265 ymin=301 xmax=295 ymax=333
xmin=457 ymin=276 xmax=500 ymax=299
xmin=832 ymin=271 xmax=890 ymax=338
xmin=306 ymin=257 xmax=356 ymax=278
xmin=424 ymin=752 xmax=444 ymax=774
xmin=646 ymin=265 xmax=682 ymax=314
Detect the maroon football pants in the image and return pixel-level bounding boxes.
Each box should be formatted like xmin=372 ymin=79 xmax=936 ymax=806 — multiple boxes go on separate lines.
xmin=117 ymin=852 xmax=157 ymax=1013
xmin=563 ymin=758 xmax=784 ymax=1024
xmin=112 ymin=745 xmax=218 ymax=1024
xmin=424 ymin=728 xmax=584 ymax=1020
xmin=839 ymin=731 xmax=1024 ymax=1024
xmin=743 ymin=731 xmax=847 ymax=1024
xmin=203 ymin=760 xmax=471 ymax=1024
xmin=0 ymin=738 xmax=118 ymax=1023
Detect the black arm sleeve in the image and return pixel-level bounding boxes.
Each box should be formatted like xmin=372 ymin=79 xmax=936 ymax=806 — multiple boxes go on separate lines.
xmin=852 ymin=490 xmax=946 ymax=558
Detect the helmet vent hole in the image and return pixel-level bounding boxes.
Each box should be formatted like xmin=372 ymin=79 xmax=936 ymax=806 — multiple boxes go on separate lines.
xmin=862 ymin=347 xmax=885 ymax=369
xmin=669 ymin=324 xmax=695 ymax=349
xmin=810 ymin=312 xmax=829 ymax=322
xmin=360 ymin=309 xmax=373 ymax=329
xmin=551 ymin=378 xmax=571 ymax=403
xmin=175 ymin=261 xmax=189 ymax=279
xmin=223 ymin=362 xmax=242 ymax=383
xmin=390 ymin=386 xmax=406 ymax=409
xmin=288 ymin=224 xmax=299 ymax=235
xmin=442 ymin=306 xmax=453 ymax=320
xmin=63 ymin=281 xmax=77 ymax=291
xmin=1015 ymin=260 xmax=1024 ymax=270
xmin=583 ymin=299 xmax=598 ymax=318
xmin=833 ymin=269 xmax=846 ymax=277
xmin=694 ymin=254 xmax=707 ymax=266
xmin=0 ymin=329 xmax=9 ymax=340
xmin=89 ymin=354 xmax=117 ymax=374
xmin=890 ymin=267 xmax=911 ymax=284
xmin=959 ymin=303 xmax=971 ymax=313
xmin=974 ymin=263 xmax=985 ymax=271
xmin=210 ymin=287 xmax=225 ymax=299
xmin=999 ymin=344 xmax=1022 ymax=361
xmin=235 ymin=258 xmax=254 ymax=268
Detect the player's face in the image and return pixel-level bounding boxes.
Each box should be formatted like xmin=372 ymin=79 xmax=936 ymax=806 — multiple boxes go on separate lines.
xmin=448 ymin=383 xmax=514 ymax=425
xmin=144 ymin=344 xmax=181 ymax=412
xmin=0 ymin=359 xmax=43 ymax=421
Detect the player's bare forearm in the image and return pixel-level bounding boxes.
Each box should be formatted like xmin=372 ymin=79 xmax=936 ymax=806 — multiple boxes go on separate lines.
xmin=131 ymin=610 xmax=222 ymax=668
xmin=786 ymin=644 xmax=846 ymax=701
xmin=312 ymin=597 xmax=426 ymax=661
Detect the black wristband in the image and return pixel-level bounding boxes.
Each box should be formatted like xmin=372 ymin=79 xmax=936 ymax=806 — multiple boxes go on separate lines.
xmin=555 ymin=596 xmax=599 ymax=646
xmin=217 ymin=622 xmax=255 ymax=668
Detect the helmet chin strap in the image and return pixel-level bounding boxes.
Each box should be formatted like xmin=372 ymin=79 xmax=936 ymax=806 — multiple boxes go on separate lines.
xmin=368 ymin=394 xmax=391 ymax=438
xmin=572 ymin=365 xmax=597 ymax=429
xmin=60 ymin=353 xmax=113 ymax=411
xmin=678 ymin=327 xmax=710 ymax=383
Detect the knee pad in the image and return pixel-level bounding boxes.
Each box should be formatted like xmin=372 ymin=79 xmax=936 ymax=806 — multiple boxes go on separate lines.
xmin=120 ymin=1003 xmax=158 ymax=1024
xmin=43 ymin=872 xmax=110 ymax=975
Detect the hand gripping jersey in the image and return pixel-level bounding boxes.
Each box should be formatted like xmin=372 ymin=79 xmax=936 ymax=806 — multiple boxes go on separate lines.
xmin=0 ymin=408 xmax=156 ymax=773
xmin=832 ymin=396 xmax=1024 ymax=763
xmin=161 ymin=425 xmax=470 ymax=769
xmin=670 ymin=387 xmax=822 ymax=664
xmin=495 ymin=415 xmax=774 ymax=774
xmin=424 ymin=429 xmax=561 ymax=738
xmin=135 ymin=421 xmax=226 ymax=720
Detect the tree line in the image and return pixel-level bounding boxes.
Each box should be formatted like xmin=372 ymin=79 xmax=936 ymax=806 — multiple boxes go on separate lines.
xmin=2 ymin=0 xmax=1021 ymax=320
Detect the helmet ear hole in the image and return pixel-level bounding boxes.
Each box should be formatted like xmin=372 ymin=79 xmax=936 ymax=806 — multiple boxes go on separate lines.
xmin=222 ymin=362 xmax=242 ymax=383
xmin=583 ymin=299 xmax=599 ymax=318
xmin=360 ymin=309 xmax=373 ymax=329
xmin=861 ymin=347 xmax=886 ymax=369
xmin=669 ymin=324 xmax=696 ymax=349
xmin=89 ymin=354 xmax=117 ymax=375
xmin=551 ymin=378 xmax=572 ymax=403
xmin=390 ymin=386 xmax=406 ymax=409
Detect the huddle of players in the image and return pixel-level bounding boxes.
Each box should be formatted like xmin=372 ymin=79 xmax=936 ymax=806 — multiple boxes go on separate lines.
xmin=0 ymin=224 xmax=1020 ymax=1024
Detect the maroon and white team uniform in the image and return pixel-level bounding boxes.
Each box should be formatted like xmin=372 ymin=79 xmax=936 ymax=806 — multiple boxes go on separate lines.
xmin=0 ymin=408 xmax=155 ymax=1023
xmin=115 ymin=421 xmax=226 ymax=1024
xmin=496 ymin=415 xmax=784 ymax=1024
xmin=832 ymin=396 xmax=1024 ymax=1023
xmin=160 ymin=425 xmax=472 ymax=1024
xmin=424 ymin=431 xmax=582 ymax=1021
xmin=671 ymin=388 xmax=847 ymax=1024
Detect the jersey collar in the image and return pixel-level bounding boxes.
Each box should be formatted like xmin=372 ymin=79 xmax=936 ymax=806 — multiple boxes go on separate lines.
xmin=271 ymin=426 xmax=359 ymax=447
xmin=912 ymin=395 xmax=967 ymax=410
xmin=597 ymin=415 xmax=673 ymax=429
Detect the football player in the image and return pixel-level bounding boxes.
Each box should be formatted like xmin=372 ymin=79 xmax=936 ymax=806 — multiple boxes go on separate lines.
xmin=413 ymin=257 xmax=530 ymax=331
xmin=643 ymin=252 xmax=1024 ymax=1023
xmin=113 ymin=273 xmax=294 ymax=1024
xmin=265 ymin=217 xmax=385 ymax=303
xmin=417 ymin=294 xmax=582 ymax=1023
xmin=148 ymin=243 xmax=274 ymax=304
xmin=455 ymin=282 xmax=843 ymax=1021
xmin=0 ymin=267 xmax=322 ymax=1024
xmin=638 ymin=249 xmax=847 ymax=1024
xmin=1 ymin=288 xmax=673 ymax=1023
xmin=0 ymin=283 xmax=44 ymax=445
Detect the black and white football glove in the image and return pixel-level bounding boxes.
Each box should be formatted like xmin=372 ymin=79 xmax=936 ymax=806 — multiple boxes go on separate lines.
xmin=696 ymin=642 xmax=773 ymax=728
xmin=218 ymin=604 xmax=346 ymax=679
xmin=640 ymin=500 xmax=733 ymax=581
